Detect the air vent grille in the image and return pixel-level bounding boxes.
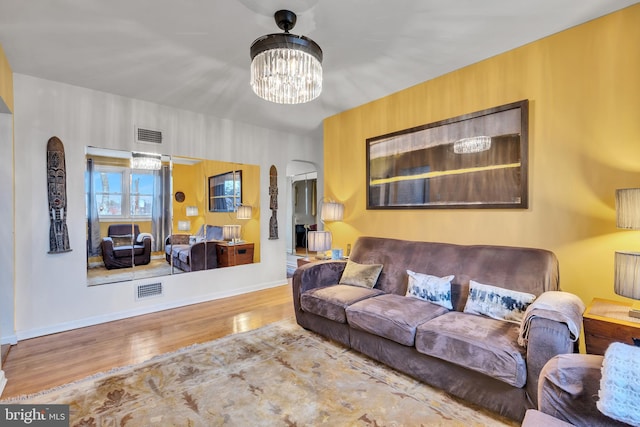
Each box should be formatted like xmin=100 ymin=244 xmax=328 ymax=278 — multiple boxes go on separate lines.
xmin=136 ymin=127 xmax=163 ymax=144
xmin=136 ymin=282 xmax=163 ymax=300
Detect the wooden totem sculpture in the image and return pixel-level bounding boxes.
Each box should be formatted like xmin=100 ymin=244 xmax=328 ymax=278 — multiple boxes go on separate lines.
xmin=47 ymin=136 xmax=72 ymax=253
xmin=269 ymin=165 xmax=278 ymax=240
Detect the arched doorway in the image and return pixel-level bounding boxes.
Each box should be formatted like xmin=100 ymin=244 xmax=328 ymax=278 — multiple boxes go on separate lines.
xmin=285 ymin=161 xmax=318 ymax=275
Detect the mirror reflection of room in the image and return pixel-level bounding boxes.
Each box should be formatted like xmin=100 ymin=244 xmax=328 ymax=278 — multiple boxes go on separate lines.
xmin=85 ymin=147 xmax=260 ymax=286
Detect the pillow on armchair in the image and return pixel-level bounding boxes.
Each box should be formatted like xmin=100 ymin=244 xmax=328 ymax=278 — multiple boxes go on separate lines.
xmin=597 ymin=342 xmax=640 ymax=426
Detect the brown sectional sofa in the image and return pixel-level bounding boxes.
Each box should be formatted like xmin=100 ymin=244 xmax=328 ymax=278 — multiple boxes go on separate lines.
xmin=292 ymin=236 xmax=582 ymax=421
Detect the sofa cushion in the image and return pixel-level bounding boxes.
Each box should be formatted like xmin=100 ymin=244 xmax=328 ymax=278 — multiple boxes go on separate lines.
xmin=112 ymin=245 xmax=144 ymax=258
xmin=339 ymin=259 xmax=383 ymax=288
xmin=347 ymin=294 xmax=449 ymax=346
xmin=405 ymin=270 xmax=455 ymax=309
xmin=300 ymin=284 xmax=384 ymax=323
xmin=177 ymin=247 xmax=190 ymax=264
xmin=463 ymin=280 xmax=536 ymax=324
xmin=415 ymin=311 xmax=527 ymax=387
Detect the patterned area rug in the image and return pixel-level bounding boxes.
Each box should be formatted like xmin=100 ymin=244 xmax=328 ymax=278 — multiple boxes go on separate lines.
xmin=6 ymin=319 xmax=518 ymax=426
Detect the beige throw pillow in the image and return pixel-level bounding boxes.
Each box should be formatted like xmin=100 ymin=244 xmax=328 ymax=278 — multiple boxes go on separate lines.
xmin=339 ymin=259 xmax=383 ymax=289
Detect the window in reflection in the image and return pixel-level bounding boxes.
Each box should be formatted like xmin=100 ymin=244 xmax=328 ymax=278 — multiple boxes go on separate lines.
xmin=209 ymin=171 xmax=242 ymax=212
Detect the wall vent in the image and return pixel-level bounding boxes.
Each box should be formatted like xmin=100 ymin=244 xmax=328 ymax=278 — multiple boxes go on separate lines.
xmin=136 ymin=282 xmax=163 ymax=300
xmin=135 ymin=126 xmax=163 ymax=145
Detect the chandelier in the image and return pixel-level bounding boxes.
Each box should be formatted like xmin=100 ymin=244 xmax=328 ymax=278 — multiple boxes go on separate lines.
xmin=131 ymin=152 xmax=161 ymax=170
xmin=453 ymin=136 xmax=492 ymax=154
xmin=250 ymin=10 xmax=323 ymax=104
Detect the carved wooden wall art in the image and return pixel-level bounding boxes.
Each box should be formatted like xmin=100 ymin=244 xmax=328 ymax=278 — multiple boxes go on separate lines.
xmin=269 ymin=165 xmax=278 ymax=239
xmin=47 ymin=136 xmax=72 ymax=253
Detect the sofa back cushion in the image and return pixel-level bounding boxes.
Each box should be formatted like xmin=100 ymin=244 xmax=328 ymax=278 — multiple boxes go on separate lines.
xmin=194 ymin=224 xmax=224 ymax=241
xmin=349 ymin=236 xmax=559 ymax=311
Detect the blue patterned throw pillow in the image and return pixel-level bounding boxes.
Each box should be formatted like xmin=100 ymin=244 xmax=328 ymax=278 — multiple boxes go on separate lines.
xmin=405 ymin=270 xmax=455 ymax=310
xmin=463 ymin=280 xmax=536 ymax=324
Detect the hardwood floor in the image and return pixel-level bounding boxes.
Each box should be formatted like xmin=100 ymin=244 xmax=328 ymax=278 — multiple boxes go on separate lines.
xmin=1 ymin=283 xmax=294 ymax=399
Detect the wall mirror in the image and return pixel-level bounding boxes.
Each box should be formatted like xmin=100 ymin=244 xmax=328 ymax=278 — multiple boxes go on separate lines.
xmin=86 ymin=147 xmax=260 ymax=286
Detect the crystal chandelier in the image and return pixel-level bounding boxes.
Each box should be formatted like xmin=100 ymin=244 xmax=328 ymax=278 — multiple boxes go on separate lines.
xmin=453 ymin=136 xmax=492 ymax=154
xmin=130 ymin=152 xmax=161 ymax=170
xmin=250 ymin=10 xmax=323 ymax=104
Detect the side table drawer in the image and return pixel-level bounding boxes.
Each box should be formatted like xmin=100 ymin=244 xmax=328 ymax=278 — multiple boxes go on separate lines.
xmin=584 ymin=316 xmax=640 ymax=355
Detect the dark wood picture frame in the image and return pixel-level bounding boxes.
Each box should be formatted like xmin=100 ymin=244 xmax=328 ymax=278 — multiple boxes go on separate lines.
xmin=208 ymin=170 xmax=242 ymax=212
xmin=366 ymin=100 xmax=529 ymax=209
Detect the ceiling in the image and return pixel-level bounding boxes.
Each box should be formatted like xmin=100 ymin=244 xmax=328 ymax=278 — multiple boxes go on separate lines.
xmin=0 ymin=1 xmax=636 ymax=136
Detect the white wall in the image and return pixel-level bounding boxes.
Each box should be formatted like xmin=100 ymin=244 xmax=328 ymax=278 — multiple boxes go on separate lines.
xmin=6 ymin=74 xmax=322 ymax=342
xmin=0 ymin=100 xmax=14 ymax=394
xmin=0 ymin=110 xmax=14 ymax=344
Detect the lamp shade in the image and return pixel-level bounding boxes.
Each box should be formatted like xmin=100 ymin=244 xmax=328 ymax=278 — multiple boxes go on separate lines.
xmin=307 ymin=230 xmax=332 ymax=252
xmin=616 ymin=188 xmax=640 ymax=229
xmin=321 ymin=201 xmax=344 ymax=222
xmin=186 ymin=206 xmax=198 ymax=217
xmin=222 ymin=224 xmax=241 ymax=241
xmin=615 ymin=251 xmax=640 ymax=300
xmin=237 ymin=205 xmax=252 ymax=220
xmin=177 ymin=220 xmax=191 ymax=231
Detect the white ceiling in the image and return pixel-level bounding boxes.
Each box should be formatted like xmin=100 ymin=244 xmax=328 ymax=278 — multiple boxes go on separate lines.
xmin=0 ymin=0 xmax=636 ymax=136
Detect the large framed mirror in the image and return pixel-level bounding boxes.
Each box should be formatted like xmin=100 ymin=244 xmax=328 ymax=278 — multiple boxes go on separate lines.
xmin=86 ymin=147 xmax=260 ymax=286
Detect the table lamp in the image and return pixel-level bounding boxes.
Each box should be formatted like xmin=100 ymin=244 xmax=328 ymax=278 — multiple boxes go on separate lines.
xmin=307 ymin=230 xmax=332 ymax=259
xmin=223 ymin=224 xmax=242 ymax=244
xmin=614 ymin=188 xmax=640 ymax=318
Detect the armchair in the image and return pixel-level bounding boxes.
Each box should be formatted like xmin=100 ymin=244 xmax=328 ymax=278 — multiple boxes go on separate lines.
xmin=101 ymin=224 xmax=152 ymax=270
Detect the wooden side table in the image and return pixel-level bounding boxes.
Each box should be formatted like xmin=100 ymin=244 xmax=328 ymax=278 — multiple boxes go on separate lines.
xmin=215 ymin=242 xmax=254 ymax=267
xmin=583 ymin=298 xmax=640 ymax=355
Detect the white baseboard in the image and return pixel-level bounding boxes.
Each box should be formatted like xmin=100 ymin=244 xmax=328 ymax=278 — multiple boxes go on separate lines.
xmin=0 ymin=370 xmax=7 ymax=397
xmin=0 ymin=334 xmax=18 ymax=346
xmin=15 ymin=280 xmax=286 ymax=342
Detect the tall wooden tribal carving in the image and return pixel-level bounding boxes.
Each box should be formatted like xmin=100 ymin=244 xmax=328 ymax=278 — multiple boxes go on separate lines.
xmin=269 ymin=165 xmax=278 ymax=240
xmin=47 ymin=136 xmax=72 ymax=253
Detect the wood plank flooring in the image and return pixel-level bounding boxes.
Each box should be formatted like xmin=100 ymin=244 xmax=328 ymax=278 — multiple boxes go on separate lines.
xmin=1 ymin=283 xmax=294 ymax=399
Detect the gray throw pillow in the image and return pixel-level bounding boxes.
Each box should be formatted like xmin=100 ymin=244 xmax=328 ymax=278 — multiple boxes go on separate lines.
xmin=111 ymin=234 xmax=133 ymax=247
xmin=339 ymin=259 xmax=383 ymax=288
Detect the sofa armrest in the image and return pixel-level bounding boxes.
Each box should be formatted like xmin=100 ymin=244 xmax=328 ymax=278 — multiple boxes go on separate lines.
xmin=525 ymin=317 xmax=576 ymax=409
xmin=538 ymin=354 xmax=627 ymax=427
xmin=292 ymin=260 xmax=347 ymax=309
xmin=101 ymin=237 xmax=115 ymax=257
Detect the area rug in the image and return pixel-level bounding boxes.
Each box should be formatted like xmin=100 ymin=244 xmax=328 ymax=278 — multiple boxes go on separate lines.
xmin=5 ymin=319 xmax=517 ymax=426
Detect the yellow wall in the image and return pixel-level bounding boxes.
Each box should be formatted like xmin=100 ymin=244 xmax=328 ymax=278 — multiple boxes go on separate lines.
xmin=324 ymin=5 xmax=640 ymax=305
xmin=0 ymin=43 xmax=13 ymax=112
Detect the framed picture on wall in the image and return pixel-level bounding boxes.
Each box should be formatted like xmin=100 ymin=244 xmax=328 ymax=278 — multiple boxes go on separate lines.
xmin=208 ymin=170 xmax=242 ymax=212
xmin=366 ymin=100 xmax=528 ymax=209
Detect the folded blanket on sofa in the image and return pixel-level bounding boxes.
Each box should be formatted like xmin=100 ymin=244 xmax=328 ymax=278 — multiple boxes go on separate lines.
xmin=517 ymin=291 xmax=585 ymax=347
xmin=597 ymin=342 xmax=640 ymax=426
